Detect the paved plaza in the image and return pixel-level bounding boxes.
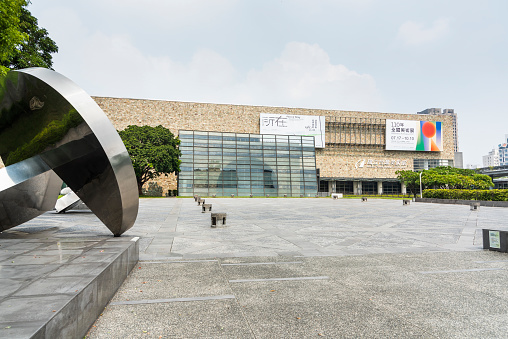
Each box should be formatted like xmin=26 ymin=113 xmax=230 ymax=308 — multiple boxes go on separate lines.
xmin=82 ymin=198 xmax=508 ymax=338
xmin=2 ymin=197 xmax=508 ymax=338
xmin=129 ymin=197 xmax=499 ymax=259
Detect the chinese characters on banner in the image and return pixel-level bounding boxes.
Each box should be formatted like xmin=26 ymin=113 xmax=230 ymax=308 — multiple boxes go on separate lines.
xmin=385 ymin=119 xmax=443 ymax=151
xmin=260 ymin=113 xmax=325 ymax=148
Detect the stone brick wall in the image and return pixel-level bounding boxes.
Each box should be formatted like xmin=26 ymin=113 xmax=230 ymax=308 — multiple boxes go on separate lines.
xmin=94 ymin=97 xmax=454 ymax=184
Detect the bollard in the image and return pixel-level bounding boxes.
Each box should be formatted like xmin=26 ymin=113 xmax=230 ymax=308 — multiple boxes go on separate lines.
xmin=202 ymin=204 xmax=212 ymax=213
xmin=403 ymin=199 xmax=410 ymax=206
xmin=361 ymin=197 xmax=367 ymax=202
xmin=211 ymin=212 xmax=227 ymax=227
xmin=470 ymin=202 xmax=480 ymax=211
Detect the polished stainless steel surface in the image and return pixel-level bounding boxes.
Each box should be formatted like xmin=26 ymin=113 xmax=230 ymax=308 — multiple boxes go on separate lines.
xmin=54 ymin=190 xmax=83 ymax=213
xmin=0 ymin=68 xmax=138 ymax=235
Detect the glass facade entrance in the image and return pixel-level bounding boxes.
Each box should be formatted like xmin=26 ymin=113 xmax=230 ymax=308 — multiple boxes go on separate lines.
xmin=178 ymin=130 xmax=318 ymax=197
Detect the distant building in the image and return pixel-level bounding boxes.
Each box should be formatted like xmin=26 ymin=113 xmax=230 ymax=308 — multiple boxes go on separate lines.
xmin=499 ymin=135 xmax=508 ymax=166
xmin=483 ymin=148 xmax=500 ymax=167
xmin=88 ymin=97 xmax=456 ymax=196
xmin=466 ymin=164 xmax=479 ymax=170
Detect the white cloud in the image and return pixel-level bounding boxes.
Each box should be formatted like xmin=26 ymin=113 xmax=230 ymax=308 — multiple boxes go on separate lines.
xmin=397 ymin=18 xmax=450 ymax=46
xmin=240 ymin=42 xmax=382 ymax=111
xmin=48 ymin=24 xmax=382 ymax=111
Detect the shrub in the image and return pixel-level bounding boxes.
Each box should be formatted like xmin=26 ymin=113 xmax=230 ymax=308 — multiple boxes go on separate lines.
xmin=423 ymin=189 xmax=508 ymax=201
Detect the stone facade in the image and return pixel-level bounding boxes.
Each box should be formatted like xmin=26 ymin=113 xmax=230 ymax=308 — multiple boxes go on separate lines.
xmin=93 ymin=97 xmax=454 ymax=188
xmin=0 ymin=97 xmax=454 ymax=193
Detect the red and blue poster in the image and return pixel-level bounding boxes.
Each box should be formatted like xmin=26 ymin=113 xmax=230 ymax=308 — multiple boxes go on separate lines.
xmin=386 ymin=119 xmax=442 ymax=152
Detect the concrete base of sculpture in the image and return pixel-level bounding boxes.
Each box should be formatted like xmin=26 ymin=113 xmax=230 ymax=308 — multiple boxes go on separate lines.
xmin=0 ymin=227 xmax=138 ymax=338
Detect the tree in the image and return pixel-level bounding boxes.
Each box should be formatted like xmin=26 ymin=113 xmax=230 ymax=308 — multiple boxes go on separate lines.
xmin=396 ymin=170 xmax=420 ymax=197
xmin=0 ymin=1 xmax=58 ymax=75
xmin=0 ymin=0 xmax=28 ymax=75
xmin=118 ymin=125 xmax=181 ymax=195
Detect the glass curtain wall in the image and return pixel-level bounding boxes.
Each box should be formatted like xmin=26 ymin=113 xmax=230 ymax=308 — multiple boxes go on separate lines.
xmin=178 ymin=130 xmax=318 ymax=197
xmin=413 ymin=159 xmax=454 ymax=171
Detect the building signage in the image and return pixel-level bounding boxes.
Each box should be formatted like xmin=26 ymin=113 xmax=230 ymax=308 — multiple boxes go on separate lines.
xmin=260 ymin=113 xmax=325 ymax=148
xmin=355 ymin=159 xmax=408 ymax=169
xmin=386 ymin=119 xmax=442 ymax=152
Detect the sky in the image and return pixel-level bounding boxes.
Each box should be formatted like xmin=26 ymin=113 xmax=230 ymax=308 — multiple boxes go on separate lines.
xmin=29 ymin=0 xmax=508 ymax=167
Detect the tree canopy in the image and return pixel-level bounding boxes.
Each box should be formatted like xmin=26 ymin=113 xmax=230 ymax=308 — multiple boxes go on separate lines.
xmin=0 ymin=0 xmax=58 ymax=75
xmin=397 ymin=166 xmax=494 ymax=197
xmin=118 ymin=125 xmax=181 ymax=195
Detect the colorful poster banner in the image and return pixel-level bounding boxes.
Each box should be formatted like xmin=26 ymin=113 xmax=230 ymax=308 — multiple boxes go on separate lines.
xmin=385 ymin=119 xmax=442 ymax=152
xmin=260 ymin=113 xmax=325 ymax=148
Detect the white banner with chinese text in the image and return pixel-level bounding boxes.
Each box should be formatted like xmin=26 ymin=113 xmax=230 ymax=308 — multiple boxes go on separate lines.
xmin=260 ymin=114 xmax=325 ymax=148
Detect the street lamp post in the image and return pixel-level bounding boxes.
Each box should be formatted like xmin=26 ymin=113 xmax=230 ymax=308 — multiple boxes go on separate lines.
xmin=419 ymin=171 xmax=423 ymax=199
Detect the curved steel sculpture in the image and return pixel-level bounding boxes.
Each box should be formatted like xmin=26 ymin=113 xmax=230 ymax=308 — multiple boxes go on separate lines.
xmin=0 ymin=68 xmax=138 ymax=236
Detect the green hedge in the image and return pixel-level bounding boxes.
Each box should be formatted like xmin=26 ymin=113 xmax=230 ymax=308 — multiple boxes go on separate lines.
xmin=423 ymin=189 xmax=508 ymax=201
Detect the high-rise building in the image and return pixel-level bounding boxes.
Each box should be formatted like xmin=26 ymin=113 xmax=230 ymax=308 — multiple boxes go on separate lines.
xmin=499 ymin=135 xmax=508 ymax=166
xmin=417 ymin=108 xmax=459 ymax=152
xmin=483 ymin=148 xmax=500 ymax=167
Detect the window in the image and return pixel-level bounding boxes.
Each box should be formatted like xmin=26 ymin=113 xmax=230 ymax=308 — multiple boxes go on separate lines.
xmin=413 ymin=159 xmax=454 ymax=171
xmin=177 ymin=130 xmax=318 ymax=197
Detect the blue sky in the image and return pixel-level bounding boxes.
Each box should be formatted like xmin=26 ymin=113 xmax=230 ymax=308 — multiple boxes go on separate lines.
xmin=30 ymin=0 xmax=508 ymax=166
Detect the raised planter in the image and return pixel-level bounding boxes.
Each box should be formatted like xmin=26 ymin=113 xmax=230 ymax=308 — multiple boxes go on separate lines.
xmin=415 ymin=198 xmax=508 ymax=208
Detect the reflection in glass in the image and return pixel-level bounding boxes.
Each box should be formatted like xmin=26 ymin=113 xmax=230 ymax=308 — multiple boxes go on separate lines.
xmin=177 ymin=130 xmax=317 ymax=197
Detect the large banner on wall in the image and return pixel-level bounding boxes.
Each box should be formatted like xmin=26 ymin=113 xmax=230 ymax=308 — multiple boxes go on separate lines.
xmin=260 ymin=113 xmax=325 ymax=148
xmin=386 ymin=119 xmax=443 ymax=151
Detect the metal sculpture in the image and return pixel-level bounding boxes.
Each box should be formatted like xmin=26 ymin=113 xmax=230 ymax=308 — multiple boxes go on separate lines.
xmin=55 ymin=190 xmax=83 ymax=213
xmin=0 ymin=68 xmax=138 ymax=236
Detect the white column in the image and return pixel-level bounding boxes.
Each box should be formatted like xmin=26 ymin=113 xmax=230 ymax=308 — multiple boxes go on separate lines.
xmin=353 ymin=181 xmax=362 ymax=195
xmin=377 ymin=181 xmax=383 ymax=195
xmin=401 ymin=183 xmax=407 ymax=194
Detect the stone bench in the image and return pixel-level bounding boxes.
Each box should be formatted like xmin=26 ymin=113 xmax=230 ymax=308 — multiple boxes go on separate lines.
xmin=198 ymin=198 xmax=205 ymax=206
xmin=194 ymin=195 xmax=200 ymax=202
xmin=202 ymin=204 xmax=212 ymax=213
xmin=470 ymin=202 xmax=480 ymax=211
xmin=403 ymin=199 xmax=410 ymax=205
xmin=331 ymin=193 xmax=343 ymax=200
xmin=361 ymin=197 xmax=367 ymax=202
xmin=211 ymin=213 xmax=227 ymax=227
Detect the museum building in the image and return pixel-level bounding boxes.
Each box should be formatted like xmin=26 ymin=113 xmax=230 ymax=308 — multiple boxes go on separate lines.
xmin=93 ymin=97 xmax=455 ymax=197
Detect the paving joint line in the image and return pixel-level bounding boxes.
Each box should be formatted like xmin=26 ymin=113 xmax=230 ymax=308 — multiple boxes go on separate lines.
xmin=217 ymin=258 xmax=257 ymax=339
xmin=229 ymin=276 xmax=330 ymax=283
xmin=221 ymin=261 xmax=303 ymax=266
xmin=109 ymin=295 xmax=236 ymax=306
xmin=419 ymin=268 xmax=503 ymax=274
